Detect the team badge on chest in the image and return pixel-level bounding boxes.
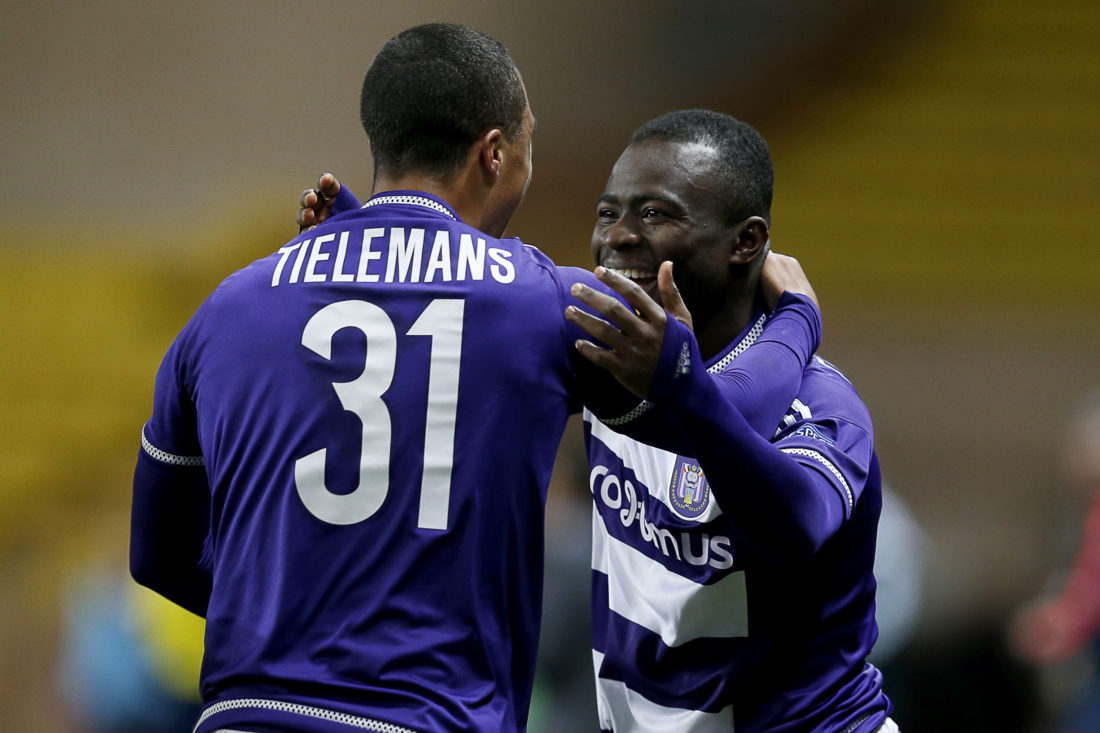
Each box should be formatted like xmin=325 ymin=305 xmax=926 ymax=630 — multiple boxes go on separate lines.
xmin=668 ymin=456 xmax=710 ymax=519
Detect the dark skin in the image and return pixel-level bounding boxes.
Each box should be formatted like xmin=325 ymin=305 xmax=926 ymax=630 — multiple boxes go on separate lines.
xmin=298 ymin=172 xmax=342 ymax=230
xmin=295 ymin=140 xmax=817 ymax=399
xmin=585 ymin=138 xmax=771 ymax=362
xmin=565 ymin=137 xmax=815 ymax=398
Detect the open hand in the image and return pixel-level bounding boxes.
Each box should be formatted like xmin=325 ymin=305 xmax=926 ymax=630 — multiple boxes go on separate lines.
xmin=565 ymin=261 xmax=691 ymax=398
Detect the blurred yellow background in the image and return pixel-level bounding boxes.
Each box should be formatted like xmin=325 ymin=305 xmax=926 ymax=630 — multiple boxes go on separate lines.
xmin=2 ymin=1 xmax=1098 ymax=730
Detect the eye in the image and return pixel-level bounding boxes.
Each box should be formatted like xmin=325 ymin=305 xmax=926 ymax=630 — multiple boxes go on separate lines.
xmin=641 ymin=207 xmax=665 ymax=221
xmin=596 ymin=207 xmax=618 ymax=221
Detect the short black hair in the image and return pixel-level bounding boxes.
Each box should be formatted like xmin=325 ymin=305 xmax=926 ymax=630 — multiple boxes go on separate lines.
xmin=630 ymin=110 xmax=773 ymax=224
xmin=360 ymin=23 xmax=528 ymax=181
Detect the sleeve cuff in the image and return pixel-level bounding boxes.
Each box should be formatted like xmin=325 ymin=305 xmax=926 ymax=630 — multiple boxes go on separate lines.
xmin=647 ymin=315 xmax=705 ymax=403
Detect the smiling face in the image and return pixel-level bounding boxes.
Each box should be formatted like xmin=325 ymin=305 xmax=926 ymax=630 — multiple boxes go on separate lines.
xmin=591 ymin=138 xmax=748 ymax=326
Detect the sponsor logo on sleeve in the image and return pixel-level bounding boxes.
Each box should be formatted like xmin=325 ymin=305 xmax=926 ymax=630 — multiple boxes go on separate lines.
xmin=674 ymin=342 xmax=691 ymax=378
xmin=786 ymin=422 xmax=836 ymax=446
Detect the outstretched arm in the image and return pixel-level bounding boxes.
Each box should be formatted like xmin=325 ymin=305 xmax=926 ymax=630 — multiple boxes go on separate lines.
xmin=568 ymin=258 xmax=847 ymax=562
xmin=568 ymin=255 xmax=819 ymax=440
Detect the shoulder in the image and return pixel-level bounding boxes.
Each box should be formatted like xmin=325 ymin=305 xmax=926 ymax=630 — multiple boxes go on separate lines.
xmin=505 ymin=239 xmax=595 ymax=284
xmin=197 ymin=255 xmax=273 ymax=315
xmin=784 ymin=355 xmax=873 ymax=437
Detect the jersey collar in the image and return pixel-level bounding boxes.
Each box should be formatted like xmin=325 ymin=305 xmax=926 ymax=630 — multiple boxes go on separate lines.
xmin=706 ymin=311 xmax=768 ymax=374
xmin=361 ymin=190 xmax=461 ymax=222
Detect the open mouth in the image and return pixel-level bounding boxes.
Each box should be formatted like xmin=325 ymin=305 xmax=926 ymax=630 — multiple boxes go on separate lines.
xmin=607 ymin=267 xmax=658 ymax=291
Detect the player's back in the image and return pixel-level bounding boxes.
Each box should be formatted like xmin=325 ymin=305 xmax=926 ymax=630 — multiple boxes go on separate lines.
xmin=178 ymin=194 xmax=584 ymax=732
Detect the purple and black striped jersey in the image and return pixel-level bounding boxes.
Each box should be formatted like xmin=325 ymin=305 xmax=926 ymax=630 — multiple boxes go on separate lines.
xmin=586 ymin=312 xmax=892 ymax=732
xmin=136 ymin=192 xmax=653 ymax=733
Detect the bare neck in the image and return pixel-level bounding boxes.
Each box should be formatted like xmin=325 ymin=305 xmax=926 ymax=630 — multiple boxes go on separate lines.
xmin=693 ymin=279 xmax=767 ymax=361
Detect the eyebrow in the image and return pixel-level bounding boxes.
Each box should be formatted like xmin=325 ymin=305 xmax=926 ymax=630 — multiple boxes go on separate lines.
xmin=596 ymin=193 xmax=684 ymax=210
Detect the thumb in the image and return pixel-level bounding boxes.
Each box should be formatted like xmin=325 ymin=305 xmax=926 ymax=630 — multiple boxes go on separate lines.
xmin=658 ymin=261 xmax=693 ymax=332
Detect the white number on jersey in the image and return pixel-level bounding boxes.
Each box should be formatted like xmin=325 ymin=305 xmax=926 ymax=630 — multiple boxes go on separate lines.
xmin=295 ymin=298 xmax=464 ymax=529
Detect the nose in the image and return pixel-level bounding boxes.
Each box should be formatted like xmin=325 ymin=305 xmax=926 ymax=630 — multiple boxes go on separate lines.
xmin=602 ymin=215 xmax=641 ymax=251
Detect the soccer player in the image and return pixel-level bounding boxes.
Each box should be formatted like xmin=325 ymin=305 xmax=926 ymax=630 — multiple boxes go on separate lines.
xmin=310 ymin=111 xmax=895 ymax=732
xmin=130 ymin=24 xmax=823 ymax=733
xmin=574 ymin=111 xmax=895 ymax=733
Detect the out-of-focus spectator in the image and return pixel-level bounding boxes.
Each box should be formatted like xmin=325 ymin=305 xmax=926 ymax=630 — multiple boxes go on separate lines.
xmin=870 ymin=484 xmax=925 ymax=666
xmin=57 ymin=564 xmax=203 ymax=732
xmin=1012 ymin=389 xmax=1100 ymax=732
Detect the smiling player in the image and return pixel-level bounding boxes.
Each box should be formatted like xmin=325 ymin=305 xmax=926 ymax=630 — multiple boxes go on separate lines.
xmin=304 ymin=110 xmax=895 ymax=732
xmin=131 ymin=25 xmax=828 ymax=733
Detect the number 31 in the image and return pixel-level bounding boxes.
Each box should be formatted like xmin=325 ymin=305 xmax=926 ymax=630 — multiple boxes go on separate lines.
xmin=295 ymin=298 xmax=463 ymax=530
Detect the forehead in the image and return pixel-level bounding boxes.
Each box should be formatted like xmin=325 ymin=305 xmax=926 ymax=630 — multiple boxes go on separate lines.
xmin=604 ymin=139 xmax=722 ymax=200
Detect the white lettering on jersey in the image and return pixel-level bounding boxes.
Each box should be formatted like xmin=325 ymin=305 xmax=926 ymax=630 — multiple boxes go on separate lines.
xmin=304 ymin=233 xmax=335 ymax=283
xmin=591 ymin=464 xmax=733 ymax=571
xmin=270 ymin=228 xmax=518 ymax=286
xmin=488 ymin=248 xmax=515 ymax=283
xmin=386 ymin=228 xmax=424 ymax=283
xmin=457 ymin=234 xmax=485 ymax=280
xmin=332 ymin=232 xmax=355 ymax=282
xmin=424 ymin=230 xmax=452 ymax=283
xmin=357 ymin=229 xmax=384 ymax=282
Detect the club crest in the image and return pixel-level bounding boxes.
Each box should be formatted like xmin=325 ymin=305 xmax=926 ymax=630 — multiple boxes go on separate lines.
xmin=668 ymin=456 xmax=710 ymax=519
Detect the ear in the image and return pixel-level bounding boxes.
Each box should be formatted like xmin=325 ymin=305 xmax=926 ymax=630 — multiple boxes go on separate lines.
xmin=477 ymin=128 xmax=505 ymax=182
xmin=729 ymin=216 xmax=769 ymax=265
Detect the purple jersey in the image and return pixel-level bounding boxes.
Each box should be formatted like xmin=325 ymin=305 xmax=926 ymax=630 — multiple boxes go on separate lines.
xmin=137 ymin=192 xmax=644 ymax=733
xmin=587 ymin=310 xmax=891 ymax=732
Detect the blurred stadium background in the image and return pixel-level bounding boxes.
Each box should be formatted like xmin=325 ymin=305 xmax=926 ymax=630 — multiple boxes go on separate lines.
xmin=2 ymin=1 xmax=1098 ymax=730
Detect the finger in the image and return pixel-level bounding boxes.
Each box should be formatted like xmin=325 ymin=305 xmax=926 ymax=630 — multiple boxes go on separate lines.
xmin=565 ymin=304 xmax=625 ymax=349
xmin=316 ymin=172 xmax=341 ymax=201
xmin=300 ymin=188 xmax=318 ymax=210
xmin=593 ymin=267 xmax=663 ymax=321
xmin=298 ymin=208 xmax=317 ymax=229
xmin=570 ymin=280 xmax=645 ymax=334
xmin=573 ymin=338 xmax=620 ymax=371
xmin=656 ymin=261 xmax=692 ymax=330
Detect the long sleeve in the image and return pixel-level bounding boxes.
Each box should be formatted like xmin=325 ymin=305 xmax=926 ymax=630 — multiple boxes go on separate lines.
xmin=603 ymin=293 xmax=820 ymax=459
xmin=130 ymin=334 xmax=212 ymax=617
xmin=130 ymin=446 xmax=212 ymax=617
xmin=647 ymin=301 xmax=849 ymax=563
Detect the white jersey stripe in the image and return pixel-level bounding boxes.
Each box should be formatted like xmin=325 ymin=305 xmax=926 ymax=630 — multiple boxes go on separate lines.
xmin=587 ymin=415 xmax=675 ymax=500
xmin=586 ymin=414 xmax=727 ymax=523
xmin=593 ymin=510 xmax=748 ymax=646
xmin=593 ymin=650 xmax=734 ymax=733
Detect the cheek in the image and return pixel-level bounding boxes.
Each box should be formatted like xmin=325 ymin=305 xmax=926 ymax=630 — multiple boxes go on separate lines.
xmin=674 ymin=250 xmax=729 ymax=300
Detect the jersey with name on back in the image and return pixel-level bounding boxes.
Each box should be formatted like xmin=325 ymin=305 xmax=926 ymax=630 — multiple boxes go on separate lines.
xmin=140 ymin=192 xmax=642 ymax=733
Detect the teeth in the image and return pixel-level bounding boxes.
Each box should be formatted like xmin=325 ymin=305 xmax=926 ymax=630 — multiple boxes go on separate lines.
xmin=609 ymin=268 xmax=657 ymax=281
